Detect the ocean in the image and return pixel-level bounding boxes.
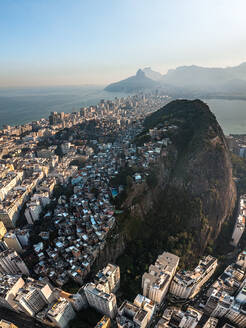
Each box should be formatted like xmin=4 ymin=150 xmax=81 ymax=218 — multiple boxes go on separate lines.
xmin=202 ymin=98 xmax=246 ymax=135
xmin=0 ymin=86 xmax=246 ymax=135
xmin=0 ymin=86 xmax=127 ymax=128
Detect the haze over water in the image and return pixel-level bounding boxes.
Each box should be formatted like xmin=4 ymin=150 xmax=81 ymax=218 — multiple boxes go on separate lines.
xmin=0 ymin=85 xmax=246 ymax=135
xmin=203 ymin=99 xmax=246 ymax=135
xmin=0 ymin=86 xmax=127 ymax=128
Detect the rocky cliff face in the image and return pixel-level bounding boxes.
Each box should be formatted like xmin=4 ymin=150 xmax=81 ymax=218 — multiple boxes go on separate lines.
xmin=90 ymin=228 xmax=126 ymax=276
xmin=123 ymin=99 xmax=236 ymax=252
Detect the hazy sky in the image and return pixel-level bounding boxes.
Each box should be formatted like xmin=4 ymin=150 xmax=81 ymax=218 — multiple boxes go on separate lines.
xmin=1 ymin=0 xmax=246 ymax=87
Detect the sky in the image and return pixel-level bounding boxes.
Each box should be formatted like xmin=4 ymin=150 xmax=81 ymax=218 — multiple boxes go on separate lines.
xmin=1 ymin=0 xmax=246 ymax=87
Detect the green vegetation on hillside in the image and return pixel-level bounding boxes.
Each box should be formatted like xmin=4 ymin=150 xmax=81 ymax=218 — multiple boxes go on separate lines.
xmin=144 ymin=99 xmax=222 ymax=154
xmin=116 ymin=186 xmax=204 ymax=300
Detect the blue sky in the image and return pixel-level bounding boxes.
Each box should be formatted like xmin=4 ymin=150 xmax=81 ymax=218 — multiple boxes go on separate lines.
xmin=1 ymin=0 xmax=246 ymax=87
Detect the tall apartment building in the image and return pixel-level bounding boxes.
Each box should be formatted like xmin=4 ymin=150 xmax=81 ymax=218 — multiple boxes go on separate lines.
xmin=4 ymin=232 xmax=23 ymax=254
xmin=0 ymin=249 xmax=29 ymax=275
xmin=84 ymin=283 xmax=117 ymax=319
xmin=231 ymin=215 xmax=245 ymax=247
xmin=12 ymin=279 xmax=54 ymax=317
xmin=0 ymin=205 xmax=19 ymax=229
xmin=14 ymin=229 xmax=29 ymax=248
xmin=202 ymin=317 xmax=218 ymax=328
xmin=117 ymin=300 xmax=148 ymax=328
xmin=236 ymin=250 xmax=246 ymax=269
xmin=47 ymin=298 xmax=76 ymax=328
xmin=94 ymin=263 xmax=120 ymax=293
xmin=0 ymin=171 xmax=23 ymax=201
xmin=169 ymin=255 xmax=218 ymax=299
xmin=0 ymin=191 xmax=27 ymax=228
xmin=24 ymin=200 xmax=42 ymax=224
xmin=155 ymin=306 xmax=203 ymax=328
xmin=0 ymin=275 xmax=25 ymax=311
xmin=0 ymin=221 xmax=7 ymax=240
xmin=142 ymin=251 xmax=179 ymax=304
xmin=49 ymin=112 xmax=65 ymax=126
xmin=133 ymin=294 xmax=156 ymax=323
xmin=225 ymin=301 xmax=246 ymax=327
xmin=179 ymin=306 xmax=203 ymax=328
xmin=231 ymin=195 xmax=246 ymax=247
xmin=205 ymin=289 xmax=233 ymax=317
xmin=0 ymin=242 xmax=7 ymax=252
xmin=18 ymin=288 xmax=47 ymax=317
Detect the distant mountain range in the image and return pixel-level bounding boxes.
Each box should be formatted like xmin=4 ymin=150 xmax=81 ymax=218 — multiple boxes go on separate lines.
xmin=105 ymin=62 xmax=246 ymax=97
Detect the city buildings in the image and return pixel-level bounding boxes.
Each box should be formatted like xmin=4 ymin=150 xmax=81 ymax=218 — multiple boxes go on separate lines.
xmin=117 ymin=301 xmax=149 ymax=328
xmin=231 ymin=195 xmax=246 ymax=247
xmin=46 ymin=298 xmax=76 ymax=328
xmin=203 ymin=252 xmax=246 ymax=327
xmin=202 ymin=317 xmax=218 ymax=328
xmin=84 ymin=283 xmax=117 ymax=319
xmin=179 ymin=306 xmax=203 ymax=328
xmin=169 ymin=255 xmax=218 ymax=299
xmin=0 ymin=94 xmax=244 ymax=327
xmin=0 ymin=250 xmax=29 ymax=275
xmin=94 ymin=263 xmax=120 ymax=293
xmin=142 ymin=252 xmax=179 ymax=304
xmin=155 ymin=306 xmax=203 ymax=328
xmin=95 ymin=316 xmax=111 ymax=328
xmin=0 ymin=275 xmax=25 ymax=310
xmin=4 ymin=232 xmax=24 ymax=254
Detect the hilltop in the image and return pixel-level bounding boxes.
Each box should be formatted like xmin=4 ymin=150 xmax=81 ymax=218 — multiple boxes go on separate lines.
xmin=118 ymin=99 xmax=236 ymax=263
xmin=104 ymin=69 xmax=159 ymax=92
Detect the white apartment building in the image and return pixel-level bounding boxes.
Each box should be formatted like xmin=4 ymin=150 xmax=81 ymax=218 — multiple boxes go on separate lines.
xmin=205 ymin=289 xmax=233 ymax=318
xmin=0 ymin=249 xmax=29 ymax=275
xmin=225 ymin=301 xmax=246 ymax=327
xmin=4 ymin=233 xmax=23 ymax=254
xmin=36 ymin=177 xmax=56 ymax=196
xmin=179 ymin=306 xmax=203 ymax=328
xmin=0 ymin=205 xmax=21 ymax=229
xmin=142 ymin=252 xmax=179 ymax=304
xmin=31 ymin=192 xmax=50 ymax=207
xmin=117 ymin=300 xmax=148 ymax=328
xmin=169 ymin=255 xmax=217 ymax=299
xmin=0 ymin=171 xmax=23 ymax=201
xmin=236 ymin=250 xmax=246 ymax=270
xmin=0 ymin=188 xmax=29 ymax=228
xmin=133 ymin=294 xmax=156 ymax=323
xmin=18 ymin=288 xmax=47 ymax=317
xmin=235 ymin=284 xmax=246 ymax=304
xmin=0 ymin=221 xmax=7 ymax=240
xmin=231 ymin=195 xmax=246 ymax=247
xmin=84 ymin=282 xmax=117 ymax=319
xmin=231 ymin=215 xmax=245 ymax=247
xmin=202 ymin=317 xmax=218 ymax=328
xmin=47 ymin=298 xmax=76 ymax=328
xmin=0 ymin=275 xmax=25 ymax=311
xmin=15 ymin=229 xmax=29 ymax=248
xmin=65 ymin=292 xmax=87 ymax=311
xmin=94 ymin=263 xmax=120 ymax=293
xmin=24 ymin=201 xmax=42 ymax=224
